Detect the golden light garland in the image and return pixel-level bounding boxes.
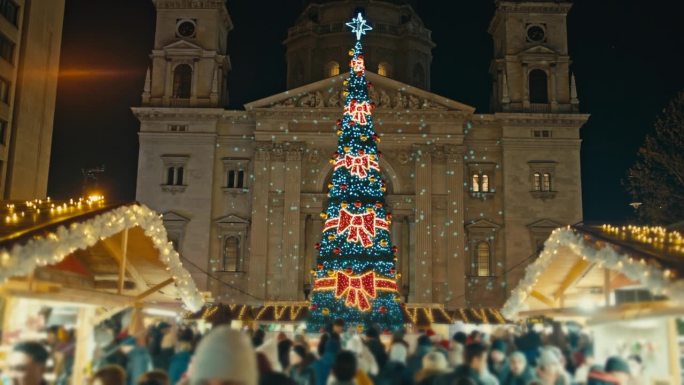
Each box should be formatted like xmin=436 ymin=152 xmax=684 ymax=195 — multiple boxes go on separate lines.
xmin=601 ymin=224 xmax=683 ymax=255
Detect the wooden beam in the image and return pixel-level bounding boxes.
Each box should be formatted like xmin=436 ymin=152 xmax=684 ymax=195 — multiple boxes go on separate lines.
xmin=604 ymin=268 xmax=611 ymax=306
xmin=101 ymin=234 xmax=148 ymax=293
xmin=530 ymin=290 xmax=556 ymax=308
xmin=134 ymin=278 xmax=174 ymax=302
xmin=554 ymin=258 xmax=593 ymax=300
xmin=92 ymin=305 xmax=130 ymax=326
xmin=117 ymin=228 xmax=128 ymax=294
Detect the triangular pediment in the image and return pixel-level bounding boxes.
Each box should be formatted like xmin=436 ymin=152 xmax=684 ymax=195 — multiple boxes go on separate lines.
xmin=244 ymin=72 xmax=475 ymax=113
xmin=519 ymin=45 xmax=559 ymax=56
xmin=162 ymin=211 xmax=190 ymax=223
xmin=527 ymin=219 xmax=563 ymax=230
xmin=215 ymin=214 xmax=250 ymax=225
xmin=465 ymin=219 xmax=501 ymax=230
xmin=162 ymin=39 xmax=203 ymax=51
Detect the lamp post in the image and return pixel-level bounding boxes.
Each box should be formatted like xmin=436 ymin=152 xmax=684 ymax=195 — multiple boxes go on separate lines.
xmin=401 ymin=284 xmax=410 ymax=303
xmin=303 ymin=283 xmax=312 ymax=301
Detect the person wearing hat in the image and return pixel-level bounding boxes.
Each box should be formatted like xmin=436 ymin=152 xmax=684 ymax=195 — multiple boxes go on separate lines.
xmin=488 ymin=340 xmax=510 ymax=384
xmin=408 ymin=334 xmax=434 ymax=377
xmin=376 ymin=342 xmax=412 ymax=385
xmin=188 ymin=326 xmax=257 ymax=385
xmin=604 ymin=357 xmax=631 ymax=385
xmin=120 ymin=336 xmax=152 ymax=385
xmin=415 ymin=351 xmax=450 ymax=385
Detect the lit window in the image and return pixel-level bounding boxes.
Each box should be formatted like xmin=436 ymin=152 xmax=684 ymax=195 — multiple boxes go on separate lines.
xmin=542 ymin=173 xmax=551 ymax=191
xmin=481 ymin=174 xmax=489 ymax=192
xmin=327 ymin=61 xmax=340 ymax=77
xmin=222 ymin=236 xmax=241 ymax=272
xmin=378 ymin=62 xmax=389 ymax=77
xmin=472 ymin=174 xmax=480 ymax=192
xmin=476 ymin=242 xmax=490 ymax=277
xmin=533 ymin=172 xmax=541 ymax=191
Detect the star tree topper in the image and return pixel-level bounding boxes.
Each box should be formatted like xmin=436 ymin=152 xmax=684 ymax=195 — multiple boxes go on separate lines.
xmin=346 ymin=12 xmax=372 ymax=40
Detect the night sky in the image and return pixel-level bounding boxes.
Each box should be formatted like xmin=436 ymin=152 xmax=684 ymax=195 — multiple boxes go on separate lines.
xmin=48 ymin=0 xmax=684 ymax=222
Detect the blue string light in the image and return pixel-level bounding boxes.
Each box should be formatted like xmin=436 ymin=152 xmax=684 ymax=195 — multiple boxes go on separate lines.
xmin=307 ymin=14 xmax=403 ymax=332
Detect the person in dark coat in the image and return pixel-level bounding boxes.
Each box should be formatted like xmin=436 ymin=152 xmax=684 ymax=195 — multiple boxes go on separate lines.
xmin=377 ymin=343 xmax=413 ymax=385
xmin=408 ymin=335 xmax=433 ymax=377
xmin=488 ymin=340 xmax=510 ymax=384
xmin=505 ymin=351 xmax=536 ymax=385
xmin=435 ymin=342 xmax=488 ymax=385
xmin=364 ymin=327 xmax=388 ymax=371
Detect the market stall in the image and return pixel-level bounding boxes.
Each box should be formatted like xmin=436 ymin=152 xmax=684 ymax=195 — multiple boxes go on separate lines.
xmin=0 ymin=197 xmax=204 ymax=385
xmin=502 ymin=224 xmax=684 ymax=385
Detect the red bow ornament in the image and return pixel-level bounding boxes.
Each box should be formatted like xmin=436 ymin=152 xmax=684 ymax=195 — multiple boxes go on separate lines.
xmin=335 ymin=154 xmax=380 ymax=179
xmin=351 ymin=57 xmax=365 ymax=73
xmin=313 ymin=271 xmax=398 ymax=311
xmin=324 ymin=209 xmax=389 ymax=247
xmin=344 ymin=100 xmax=372 ymax=125
xmin=336 ymin=271 xmax=375 ymax=310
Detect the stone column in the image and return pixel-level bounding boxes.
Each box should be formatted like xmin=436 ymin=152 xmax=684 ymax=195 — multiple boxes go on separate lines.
xmin=298 ymin=213 xmax=308 ymax=300
xmin=522 ymin=63 xmax=530 ymax=110
xmin=412 ymin=144 xmax=433 ymax=302
xmin=445 ymin=145 xmax=466 ymax=308
xmin=191 ymin=59 xmax=199 ymax=105
xmin=248 ymin=142 xmax=271 ymax=302
xmin=550 ymin=64 xmax=558 ymax=111
xmin=282 ymin=143 xmax=304 ymax=300
xmin=163 ymin=59 xmax=173 ymax=104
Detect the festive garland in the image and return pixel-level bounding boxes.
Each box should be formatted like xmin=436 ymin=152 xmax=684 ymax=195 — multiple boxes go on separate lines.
xmin=502 ymin=227 xmax=684 ymax=319
xmin=0 ymin=204 xmax=204 ymax=311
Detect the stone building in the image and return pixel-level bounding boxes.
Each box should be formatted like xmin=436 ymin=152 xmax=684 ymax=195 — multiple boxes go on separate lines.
xmin=134 ymin=0 xmax=588 ymax=308
xmin=0 ymin=0 xmax=65 ymax=199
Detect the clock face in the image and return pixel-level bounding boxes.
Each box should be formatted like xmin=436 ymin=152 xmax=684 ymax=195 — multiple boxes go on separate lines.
xmin=177 ymin=21 xmax=196 ymax=38
xmin=527 ymin=25 xmax=545 ymax=43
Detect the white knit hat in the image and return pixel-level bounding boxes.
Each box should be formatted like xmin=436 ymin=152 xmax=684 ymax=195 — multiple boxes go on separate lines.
xmin=189 ymin=326 xmax=257 ymax=385
xmin=388 ymin=343 xmax=408 ymax=364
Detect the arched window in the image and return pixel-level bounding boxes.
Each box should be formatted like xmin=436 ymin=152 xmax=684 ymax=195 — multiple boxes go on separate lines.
xmin=412 ymin=63 xmax=425 ymax=88
xmin=476 ymin=242 xmax=491 ymax=277
xmin=173 ymin=64 xmax=192 ymax=99
xmin=166 ymin=167 xmax=175 ymax=186
xmin=175 ymin=167 xmax=184 ymax=185
xmin=472 ymin=174 xmax=480 ymax=192
xmin=326 ymin=61 xmax=340 ymax=77
xmin=481 ymin=174 xmax=489 ymax=192
xmin=533 ymin=172 xmax=542 ymax=191
xmin=223 ymin=236 xmax=240 ymax=272
xmin=529 ymin=69 xmax=548 ymax=103
xmin=378 ymin=62 xmax=390 ymax=77
xmin=542 ymin=173 xmax=551 ymax=191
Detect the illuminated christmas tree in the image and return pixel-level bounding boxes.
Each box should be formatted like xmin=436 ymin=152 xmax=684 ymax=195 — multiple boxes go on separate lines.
xmin=307 ymin=13 xmax=403 ymax=332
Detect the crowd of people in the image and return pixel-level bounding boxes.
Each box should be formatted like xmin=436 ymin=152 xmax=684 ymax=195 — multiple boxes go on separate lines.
xmin=3 ymin=319 xmax=647 ymax=385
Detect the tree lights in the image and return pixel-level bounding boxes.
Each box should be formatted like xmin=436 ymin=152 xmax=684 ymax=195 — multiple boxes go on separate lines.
xmin=307 ymin=13 xmax=403 ymax=331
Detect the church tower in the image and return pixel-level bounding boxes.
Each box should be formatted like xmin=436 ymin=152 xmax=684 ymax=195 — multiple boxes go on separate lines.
xmin=488 ymin=0 xmax=579 ymax=113
xmin=143 ymin=0 xmax=233 ymax=107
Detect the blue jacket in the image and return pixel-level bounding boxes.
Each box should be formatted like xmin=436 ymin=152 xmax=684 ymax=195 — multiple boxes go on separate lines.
xmin=313 ymin=339 xmax=340 ymax=385
xmin=168 ymin=351 xmax=192 ymax=385
xmin=126 ymin=347 xmax=153 ymax=385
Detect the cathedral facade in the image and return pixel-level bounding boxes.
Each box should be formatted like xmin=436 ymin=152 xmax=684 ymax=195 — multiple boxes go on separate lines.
xmin=134 ymin=0 xmax=588 ymax=309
